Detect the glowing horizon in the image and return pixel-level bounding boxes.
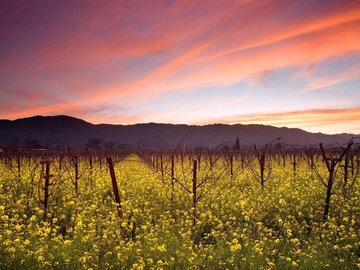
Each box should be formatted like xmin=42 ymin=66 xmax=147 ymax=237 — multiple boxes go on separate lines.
xmin=1 ymin=0 xmax=360 ymax=135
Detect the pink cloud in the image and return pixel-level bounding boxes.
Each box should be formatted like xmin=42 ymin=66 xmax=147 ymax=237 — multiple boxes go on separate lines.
xmin=1 ymin=0 xmax=360 ymax=134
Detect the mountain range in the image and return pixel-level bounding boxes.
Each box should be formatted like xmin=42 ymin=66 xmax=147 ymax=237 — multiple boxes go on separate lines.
xmin=0 ymin=115 xmax=356 ymax=149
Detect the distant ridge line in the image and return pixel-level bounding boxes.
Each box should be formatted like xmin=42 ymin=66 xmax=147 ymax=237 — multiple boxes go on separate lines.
xmin=0 ymin=115 xmax=356 ymax=149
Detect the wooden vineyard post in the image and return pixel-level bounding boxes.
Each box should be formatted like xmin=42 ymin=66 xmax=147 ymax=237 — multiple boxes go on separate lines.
xmin=17 ymin=155 xmax=21 ymax=177
xmin=41 ymin=159 xmax=52 ymax=221
xmin=171 ymin=155 xmax=175 ymax=203
xmin=59 ymin=154 xmax=63 ymax=171
xmin=153 ymin=155 xmax=159 ymax=172
xmin=292 ymin=154 xmax=297 ymax=177
xmin=197 ymin=153 xmax=201 ymax=171
xmin=106 ymin=157 xmax=123 ymax=218
xmin=229 ymin=153 xmax=234 ymax=178
xmin=192 ymin=159 xmax=197 ymax=227
xmin=74 ymin=156 xmax=79 ymax=196
xmin=89 ymin=155 xmax=93 ymax=176
xmin=241 ymin=154 xmax=244 ymax=169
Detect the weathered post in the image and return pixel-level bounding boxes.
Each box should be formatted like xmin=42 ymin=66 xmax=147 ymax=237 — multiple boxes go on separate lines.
xmin=42 ymin=160 xmax=52 ymax=221
xmin=192 ymin=159 xmax=197 ymax=226
xmin=106 ymin=157 xmax=123 ymax=218
xmin=171 ymin=155 xmax=175 ymax=203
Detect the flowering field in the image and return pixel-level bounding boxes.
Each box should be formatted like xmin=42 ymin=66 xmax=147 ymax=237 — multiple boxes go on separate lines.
xmin=0 ymin=153 xmax=359 ymax=269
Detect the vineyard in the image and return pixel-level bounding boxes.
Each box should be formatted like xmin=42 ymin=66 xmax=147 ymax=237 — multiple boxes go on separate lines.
xmin=0 ymin=140 xmax=360 ymax=269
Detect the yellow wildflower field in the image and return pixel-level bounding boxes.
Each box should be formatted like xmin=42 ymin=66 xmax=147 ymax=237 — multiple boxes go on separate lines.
xmin=0 ymin=154 xmax=359 ymax=269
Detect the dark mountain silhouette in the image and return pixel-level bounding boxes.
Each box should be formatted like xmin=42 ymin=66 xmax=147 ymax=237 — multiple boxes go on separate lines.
xmin=0 ymin=115 xmax=355 ymax=149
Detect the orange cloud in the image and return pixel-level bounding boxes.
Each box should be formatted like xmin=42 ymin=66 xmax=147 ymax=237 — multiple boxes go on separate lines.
xmin=1 ymin=0 xmax=360 ymax=134
xmin=1 ymin=102 xmax=85 ymax=120
xmin=207 ymin=108 xmax=360 ymax=134
xmin=192 ymin=20 xmax=360 ymax=86
xmin=191 ymin=3 xmax=360 ymax=65
xmin=113 ymin=6 xmax=360 ymax=99
xmin=86 ymin=17 xmax=360 ymax=105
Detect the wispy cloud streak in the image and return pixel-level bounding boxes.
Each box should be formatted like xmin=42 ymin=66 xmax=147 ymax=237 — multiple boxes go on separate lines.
xmin=1 ymin=0 xmax=360 ymax=133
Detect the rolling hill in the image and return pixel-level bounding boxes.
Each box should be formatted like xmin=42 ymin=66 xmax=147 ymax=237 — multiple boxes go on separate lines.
xmin=0 ymin=115 xmax=355 ymax=149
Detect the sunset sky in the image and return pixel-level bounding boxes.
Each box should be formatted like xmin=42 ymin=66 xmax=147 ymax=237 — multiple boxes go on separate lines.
xmin=1 ymin=0 xmax=360 ymax=134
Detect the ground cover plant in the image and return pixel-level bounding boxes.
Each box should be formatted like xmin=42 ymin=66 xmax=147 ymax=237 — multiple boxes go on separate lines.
xmin=0 ymin=144 xmax=359 ymax=269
